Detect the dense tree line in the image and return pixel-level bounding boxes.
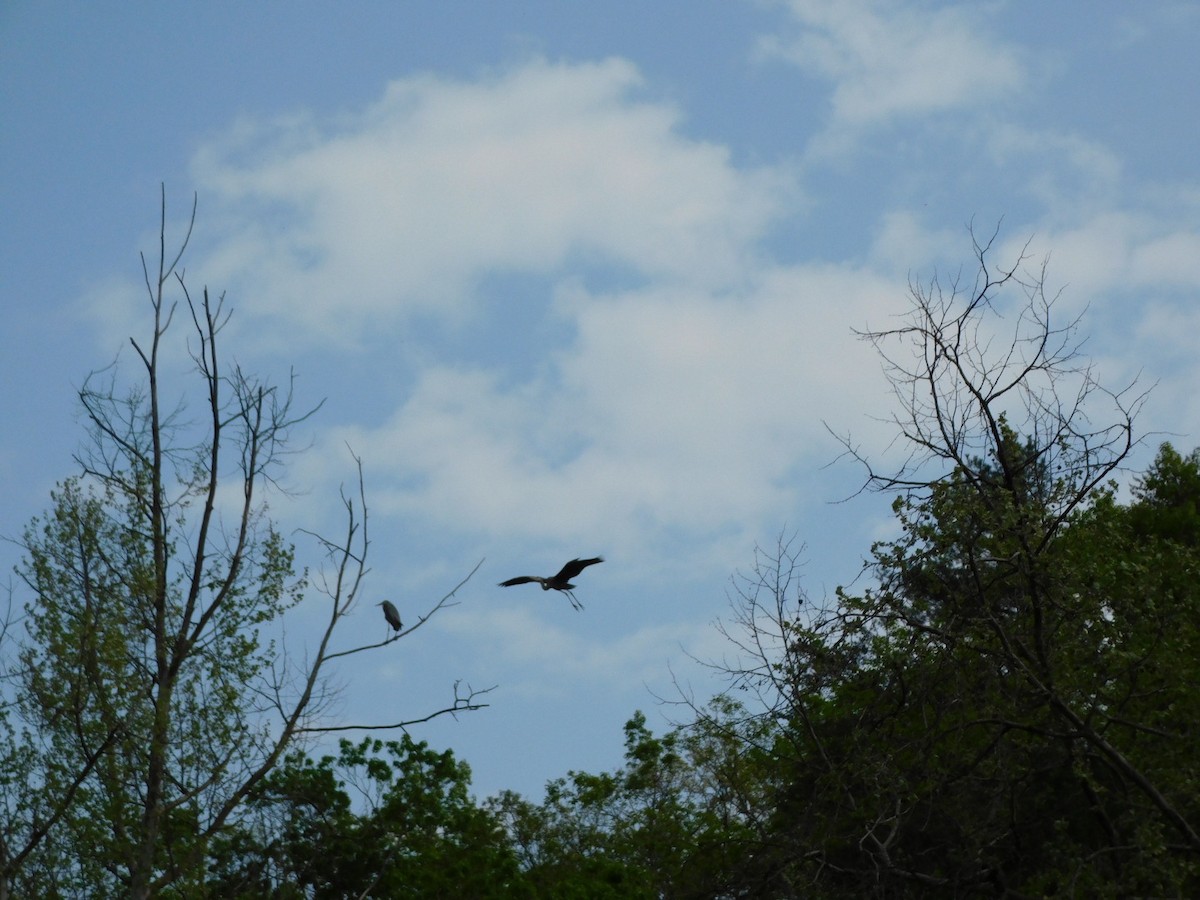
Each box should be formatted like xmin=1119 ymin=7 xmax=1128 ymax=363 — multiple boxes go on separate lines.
xmin=2 ymin=206 xmax=1196 ymax=895
xmin=198 ymin=440 xmax=1200 ymax=898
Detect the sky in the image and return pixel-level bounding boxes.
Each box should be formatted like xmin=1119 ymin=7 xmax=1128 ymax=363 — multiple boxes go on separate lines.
xmin=3 ymin=1 xmax=1199 ymax=802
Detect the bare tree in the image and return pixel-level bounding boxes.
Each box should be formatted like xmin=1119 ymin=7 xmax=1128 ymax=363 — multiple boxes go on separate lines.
xmin=691 ymin=228 xmax=1200 ymax=893
xmin=5 ymin=188 xmax=485 ymax=896
xmin=834 ymin=227 xmax=1200 ymax=855
xmin=841 ymin=223 xmax=1144 ymax=535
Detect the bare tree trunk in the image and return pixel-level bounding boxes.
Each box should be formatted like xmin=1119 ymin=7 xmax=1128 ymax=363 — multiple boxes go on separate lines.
xmin=7 ymin=187 xmax=490 ymax=894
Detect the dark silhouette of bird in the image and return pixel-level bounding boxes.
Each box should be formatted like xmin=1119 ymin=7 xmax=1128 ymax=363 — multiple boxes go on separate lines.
xmin=376 ymin=600 xmax=402 ymax=634
xmin=498 ymin=557 xmax=603 ymax=611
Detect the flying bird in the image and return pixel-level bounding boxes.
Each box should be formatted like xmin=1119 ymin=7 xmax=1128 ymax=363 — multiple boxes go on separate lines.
xmin=376 ymin=600 xmax=402 ymax=634
xmin=498 ymin=557 xmax=604 ymax=611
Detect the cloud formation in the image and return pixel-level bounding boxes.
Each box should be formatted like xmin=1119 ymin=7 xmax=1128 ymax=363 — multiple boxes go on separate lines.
xmin=190 ymin=58 xmax=794 ymax=345
xmin=760 ymin=0 xmax=1024 ymax=134
xmin=180 ymin=56 xmax=908 ymax=579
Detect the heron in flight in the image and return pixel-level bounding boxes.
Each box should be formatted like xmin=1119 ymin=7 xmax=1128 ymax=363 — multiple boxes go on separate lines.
xmin=376 ymin=600 xmax=402 ymax=635
xmin=498 ymin=557 xmax=603 ymax=611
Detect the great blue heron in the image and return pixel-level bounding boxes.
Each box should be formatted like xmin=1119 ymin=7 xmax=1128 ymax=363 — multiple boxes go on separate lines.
xmin=376 ymin=600 xmax=402 ymax=634
xmin=498 ymin=557 xmax=603 ymax=611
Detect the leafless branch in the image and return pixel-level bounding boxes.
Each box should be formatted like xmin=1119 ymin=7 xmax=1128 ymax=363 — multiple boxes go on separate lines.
xmin=323 ymin=557 xmax=484 ymax=661
xmin=298 ymin=681 xmax=497 ymax=734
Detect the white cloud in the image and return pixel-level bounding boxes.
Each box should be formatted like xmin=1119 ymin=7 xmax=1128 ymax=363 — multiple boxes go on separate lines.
xmin=104 ymin=46 xmax=1200 ymax=609
xmin=867 ymin=210 xmax=962 ymax=274
xmin=1128 ymin=301 xmax=1200 ymax=453
xmin=1129 ymin=232 xmax=1200 ymax=288
xmin=1109 ymin=2 xmax=1200 ymax=48
xmin=173 ymin=57 xmax=920 ymax=577
xmin=1010 ymin=213 xmax=1200 ymax=300
xmin=303 ymin=261 xmax=898 ymax=582
xmin=437 ymin=604 xmax=729 ymax=698
xmin=981 ymin=210 xmax=1200 ymax=466
xmin=987 ymin=124 xmax=1124 ymax=212
xmin=187 ymin=57 xmax=794 ymax=346
xmin=759 ymin=0 xmax=1024 ymax=135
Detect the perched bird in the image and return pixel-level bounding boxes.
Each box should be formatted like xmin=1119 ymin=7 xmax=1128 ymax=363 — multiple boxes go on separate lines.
xmin=498 ymin=557 xmax=604 ymax=611
xmin=376 ymin=600 xmax=402 ymax=634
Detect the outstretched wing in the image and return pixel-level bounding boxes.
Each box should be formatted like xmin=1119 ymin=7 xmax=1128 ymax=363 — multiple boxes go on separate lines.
xmin=499 ymin=576 xmax=539 ymax=587
xmin=554 ymin=557 xmax=604 ymax=582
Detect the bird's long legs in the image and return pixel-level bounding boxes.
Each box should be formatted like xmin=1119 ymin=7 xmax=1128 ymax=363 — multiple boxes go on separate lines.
xmin=565 ymin=590 xmax=584 ymax=611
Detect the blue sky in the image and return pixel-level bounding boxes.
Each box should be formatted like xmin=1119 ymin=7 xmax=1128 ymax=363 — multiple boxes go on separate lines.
xmin=3 ymin=2 xmax=1199 ymax=801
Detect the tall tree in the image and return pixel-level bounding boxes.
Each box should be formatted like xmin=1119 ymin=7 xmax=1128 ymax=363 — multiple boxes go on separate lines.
xmin=701 ymin=228 xmax=1198 ymax=895
xmin=3 ymin=190 xmax=484 ymax=897
xmin=842 ymin=227 xmax=1198 ymax=873
xmin=208 ymin=737 xmax=524 ymax=898
xmin=487 ymin=706 xmax=777 ymax=899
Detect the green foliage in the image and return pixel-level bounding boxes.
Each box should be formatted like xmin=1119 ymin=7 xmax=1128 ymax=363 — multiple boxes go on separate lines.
xmin=208 ymin=737 xmax=524 ymax=898
xmin=6 ymin=221 xmax=1198 ymax=897
xmin=499 ymin=442 xmax=1194 ymax=898
xmin=1129 ymin=442 xmax=1200 ymax=545
xmin=11 ymin=451 xmax=302 ymax=894
xmin=0 ymin=196 xmax=362 ymax=898
xmin=20 ymin=424 xmax=1194 ymax=897
xmin=751 ymin=442 xmax=1200 ymax=895
xmin=484 ymin=704 xmax=781 ymax=899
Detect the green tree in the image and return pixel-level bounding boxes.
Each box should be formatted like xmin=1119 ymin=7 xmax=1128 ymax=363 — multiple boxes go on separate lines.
xmin=208 ymin=736 xmax=524 ymax=898
xmin=701 ymin=230 xmax=1198 ymax=895
xmin=488 ymin=705 xmax=776 ymax=899
xmin=471 ymin=231 xmax=1199 ymax=898
xmin=832 ymin=230 xmax=1199 ymax=890
xmin=2 ymin=191 xmax=483 ymax=897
